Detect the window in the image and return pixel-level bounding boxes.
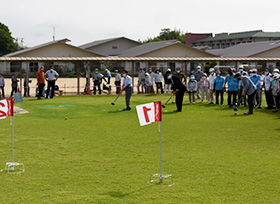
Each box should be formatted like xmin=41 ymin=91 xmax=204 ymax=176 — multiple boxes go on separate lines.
xmin=10 ymin=62 xmax=21 ymax=72
xmin=112 ymin=46 xmax=118 ymax=49
xmin=168 ymin=62 xmax=175 ymax=71
xmin=29 ymin=62 xmax=38 ymax=72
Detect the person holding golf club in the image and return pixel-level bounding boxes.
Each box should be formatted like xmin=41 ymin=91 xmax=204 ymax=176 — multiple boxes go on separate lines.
xmin=122 ymin=70 xmax=132 ymax=111
xmin=234 ymin=73 xmax=256 ymax=115
xmin=165 ymin=70 xmax=186 ymax=112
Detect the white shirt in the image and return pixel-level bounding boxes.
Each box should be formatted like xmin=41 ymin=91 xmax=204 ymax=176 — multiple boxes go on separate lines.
xmin=115 ymin=73 xmax=121 ymax=82
xmin=264 ymin=73 xmax=273 ymax=91
xmin=45 ymin=69 xmax=59 ymax=81
xmin=208 ymin=73 xmax=216 ymax=89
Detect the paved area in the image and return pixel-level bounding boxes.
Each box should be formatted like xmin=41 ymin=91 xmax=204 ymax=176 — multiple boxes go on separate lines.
xmin=14 ymin=106 xmax=29 ymax=114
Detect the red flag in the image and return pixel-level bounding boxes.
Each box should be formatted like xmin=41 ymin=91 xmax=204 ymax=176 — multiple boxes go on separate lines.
xmin=154 ymin=101 xmax=162 ymax=122
xmin=7 ymin=98 xmax=14 ymax=116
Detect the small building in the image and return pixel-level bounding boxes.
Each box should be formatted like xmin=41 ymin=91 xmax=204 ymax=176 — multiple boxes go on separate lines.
xmin=190 ymin=30 xmax=280 ymax=50
xmin=0 ymin=39 xmax=104 ymax=74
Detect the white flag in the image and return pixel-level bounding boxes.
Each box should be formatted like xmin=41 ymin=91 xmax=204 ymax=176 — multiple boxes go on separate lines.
xmin=136 ymin=101 xmax=162 ymax=126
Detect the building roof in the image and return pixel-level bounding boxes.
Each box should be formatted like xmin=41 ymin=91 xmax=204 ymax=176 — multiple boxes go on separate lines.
xmin=5 ymin=38 xmax=105 ymax=57
xmin=206 ymin=41 xmax=280 ymax=57
xmin=79 ymin=37 xmax=141 ymax=49
xmin=118 ymin=40 xmax=215 ymax=57
xmin=192 ymin=30 xmax=280 ymax=43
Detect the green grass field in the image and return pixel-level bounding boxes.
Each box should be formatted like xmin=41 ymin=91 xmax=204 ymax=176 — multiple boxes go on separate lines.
xmin=0 ymin=94 xmax=279 ymax=204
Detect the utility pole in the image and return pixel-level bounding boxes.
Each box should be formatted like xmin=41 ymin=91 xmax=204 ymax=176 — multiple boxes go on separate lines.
xmin=53 ymin=27 xmax=55 ymax=41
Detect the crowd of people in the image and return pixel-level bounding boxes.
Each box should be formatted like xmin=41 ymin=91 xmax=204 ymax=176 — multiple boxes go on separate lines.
xmin=110 ymin=65 xmax=280 ymax=114
xmin=0 ymin=65 xmax=279 ymax=114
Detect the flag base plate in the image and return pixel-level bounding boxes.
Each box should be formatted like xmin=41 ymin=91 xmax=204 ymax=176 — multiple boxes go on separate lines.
xmin=148 ymin=173 xmax=175 ymax=186
xmin=1 ymin=162 xmax=25 ymax=174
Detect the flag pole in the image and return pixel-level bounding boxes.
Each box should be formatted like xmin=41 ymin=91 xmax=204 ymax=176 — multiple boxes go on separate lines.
xmin=160 ymin=121 xmax=163 ymax=184
xmin=11 ymin=115 xmax=14 ymax=170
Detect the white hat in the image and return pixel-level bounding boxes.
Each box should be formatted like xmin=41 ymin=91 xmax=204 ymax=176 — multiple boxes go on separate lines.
xmin=209 ymin=68 xmax=214 ymax=72
xmin=190 ymin=75 xmax=195 ymax=80
xmin=167 ymin=68 xmax=171 ymax=72
xmin=197 ymin=66 xmax=201 ymax=69
xmin=273 ymin=68 xmax=280 ymax=73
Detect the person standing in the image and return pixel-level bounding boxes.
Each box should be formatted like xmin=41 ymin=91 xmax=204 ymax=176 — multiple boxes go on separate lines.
xmin=10 ymin=74 xmax=18 ymax=97
xmin=234 ymin=73 xmax=257 ymax=115
xmin=0 ymin=73 xmax=5 ymax=99
xmin=154 ymin=68 xmax=163 ymax=94
xmin=164 ymin=68 xmax=172 ymax=93
xmin=148 ymin=68 xmax=155 ymax=93
xmin=200 ymin=73 xmax=209 ymax=103
xmin=187 ymin=75 xmax=197 ymax=104
xmin=237 ymin=66 xmax=248 ymax=107
xmin=174 ymin=67 xmax=187 ymax=85
xmin=24 ymin=73 xmax=31 ymax=97
xmin=114 ymin=69 xmax=121 ymax=94
xmin=250 ymin=69 xmax=262 ymax=108
xmin=208 ymin=68 xmax=216 ymax=104
xmin=145 ymin=73 xmax=153 ymax=94
xmin=271 ymin=73 xmax=280 ymax=112
xmin=194 ymin=66 xmax=204 ymax=99
xmin=137 ymin=68 xmax=145 ymax=94
xmin=105 ymin=69 xmax=112 ymax=84
xmin=45 ymin=65 xmax=59 ymax=99
xmin=225 ymin=68 xmax=238 ymax=108
xmin=263 ymin=68 xmax=274 ymax=109
xmin=165 ymin=70 xmax=186 ymax=112
xmin=92 ymin=68 xmax=102 ymax=95
xmin=214 ymin=70 xmax=225 ymax=106
xmin=37 ymin=66 xmax=45 ymax=100
xmin=122 ymin=70 xmax=132 ymax=111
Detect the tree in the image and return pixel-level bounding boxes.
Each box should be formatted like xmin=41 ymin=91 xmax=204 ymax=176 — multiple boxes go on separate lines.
xmin=142 ymin=28 xmax=186 ymax=44
xmin=0 ymin=22 xmax=17 ymax=56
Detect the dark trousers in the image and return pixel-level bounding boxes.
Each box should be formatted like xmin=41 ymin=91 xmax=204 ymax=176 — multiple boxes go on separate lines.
xmin=115 ymin=81 xmax=120 ymax=94
xmin=94 ymin=81 xmax=101 ymax=95
xmin=46 ymin=80 xmax=55 ymax=98
xmin=274 ymin=94 xmax=280 ymax=109
xmin=10 ymin=87 xmax=17 ymax=97
xmin=238 ymin=86 xmax=247 ymax=106
xmin=156 ymin=82 xmax=163 ymax=94
xmin=248 ymin=91 xmax=256 ymax=114
xmin=125 ymin=87 xmax=132 ymax=108
xmin=215 ymin=90 xmax=224 ymax=105
xmin=24 ymin=87 xmax=30 ymax=97
xmin=107 ymin=77 xmax=111 ymax=84
xmin=175 ymin=90 xmax=185 ymax=112
xmin=38 ymin=83 xmax=45 ymax=98
xmin=0 ymin=86 xmax=4 ymax=98
xmin=228 ymin=91 xmax=238 ymax=106
xmin=265 ymin=90 xmax=274 ymax=108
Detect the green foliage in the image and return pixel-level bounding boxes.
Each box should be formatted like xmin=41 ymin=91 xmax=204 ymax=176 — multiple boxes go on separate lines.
xmin=0 ymin=95 xmax=279 ymax=203
xmin=143 ymin=28 xmax=186 ymax=44
xmin=0 ymin=22 xmax=18 ymax=56
xmin=204 ymin=61 xmax=218 ymax=74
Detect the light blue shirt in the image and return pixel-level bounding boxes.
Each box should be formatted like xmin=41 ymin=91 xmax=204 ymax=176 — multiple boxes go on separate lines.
xmin=225 ymin=74 xmax=238 ymax=91
xmin=123 ymin=75 xmax=132 ymax=87
xmin=242 ymin=76 xmax=256 ymax=95
xmin=45 ymin=69 xmax=59 ymax=81
xmin=107 ymin=70 xmax=112 ymax=78
xmin=250 ymin=74 xmax=262 ymax=90
xmin=214 ymin=76 xmax=225 ymax=90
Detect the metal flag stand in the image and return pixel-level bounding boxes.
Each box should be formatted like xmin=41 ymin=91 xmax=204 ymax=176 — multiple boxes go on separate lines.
xmin=1 ymin=99 xmax=24 ymax=174
xmin=148 ymin=119 xmax=174 ymax=186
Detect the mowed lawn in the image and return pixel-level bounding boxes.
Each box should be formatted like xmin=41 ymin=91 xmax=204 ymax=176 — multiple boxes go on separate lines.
xmin=0 ymin=94 xmax=279 ymax=204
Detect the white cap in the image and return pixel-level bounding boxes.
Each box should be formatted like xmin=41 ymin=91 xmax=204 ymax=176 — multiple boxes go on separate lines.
xmin=273 ymin=68 xmax=280 ymax=73
xmin=190 ymin=75 xmax=195 ymax=79
xmin=209 ymin=68 xmax=214 ymax=72
xmin=197 ymin=66 xmax=201 ymax=69
xmin=238 ymin=65 xmax=244 ymax=69
xmin=167 ymin=68 xmax=171 ymax=72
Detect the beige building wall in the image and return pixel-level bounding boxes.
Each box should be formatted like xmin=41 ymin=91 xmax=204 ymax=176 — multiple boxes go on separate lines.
xmin=252 ymin=47 xmax=280 ymax=57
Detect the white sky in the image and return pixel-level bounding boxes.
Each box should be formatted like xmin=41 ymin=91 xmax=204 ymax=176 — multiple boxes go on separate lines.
xmin=1 ymin=0 xmax=279 ymax=47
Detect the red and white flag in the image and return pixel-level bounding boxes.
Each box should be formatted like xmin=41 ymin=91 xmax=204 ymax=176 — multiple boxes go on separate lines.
xmin=0 ymin=98 xmax=14 ymax=120
xmin=136 ymin=101 xmax=162 ymax=126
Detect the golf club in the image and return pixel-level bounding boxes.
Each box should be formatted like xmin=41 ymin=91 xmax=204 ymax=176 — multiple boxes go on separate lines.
xmin=162 ymin=92 xmax=177 ymax=108
xmin=233 ymin=103 xmax=238 ymax=111
xmin=111 ymin=88 xmax=124 ymax=105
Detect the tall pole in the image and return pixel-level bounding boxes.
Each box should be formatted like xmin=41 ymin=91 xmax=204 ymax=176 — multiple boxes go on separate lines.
xmin=160 ymin=121 xmax=163 ymax=183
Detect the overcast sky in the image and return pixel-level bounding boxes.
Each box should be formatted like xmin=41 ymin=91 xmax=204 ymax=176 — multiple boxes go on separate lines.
xmin=1 ymin=0 xmax=279 ymax=47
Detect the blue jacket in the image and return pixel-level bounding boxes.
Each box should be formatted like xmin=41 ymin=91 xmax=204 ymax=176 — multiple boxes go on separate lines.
xmin=225 ymin=74 xmax=239 ymax=91
xmin=250 ymin=74 xmax=262 ymax=90
xmin=214 ymin=76 xmax=225 ymax=90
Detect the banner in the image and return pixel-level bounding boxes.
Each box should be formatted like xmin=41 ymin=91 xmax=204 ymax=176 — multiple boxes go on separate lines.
xmin=0 ymin=99 xmax=14 ymax=120
xmin=136 ymin=101 xmax=162 ymax=126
